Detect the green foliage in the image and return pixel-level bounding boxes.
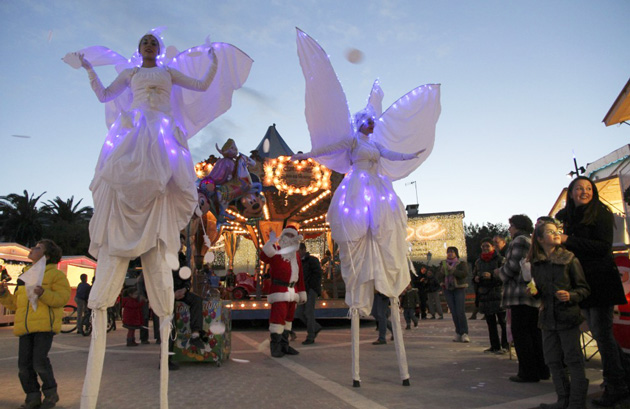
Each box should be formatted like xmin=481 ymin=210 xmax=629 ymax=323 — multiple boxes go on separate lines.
xmin=0 ymin=190 xmax=46 ymax=247
xmin=0 ymin=191 xmax=93 ymax=256
xmin=464 ymin=222 xmax=509 ymax=263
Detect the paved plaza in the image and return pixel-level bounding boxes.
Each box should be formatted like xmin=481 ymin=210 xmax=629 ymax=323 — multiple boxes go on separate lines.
xmin=0 ymin=314 xmax=626 ymax=409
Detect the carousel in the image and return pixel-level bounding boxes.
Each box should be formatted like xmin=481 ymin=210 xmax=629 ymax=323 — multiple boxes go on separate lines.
xmin=190 ymin=124 xmax=347 ymax=320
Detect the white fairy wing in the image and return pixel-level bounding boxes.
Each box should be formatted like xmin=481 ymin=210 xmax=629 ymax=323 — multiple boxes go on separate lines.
xmin=296 ymin=28 xmax=353 ymax=174
xmin=64 ymin=46 xmax=136 ymax=129
xmin=373 ymin=84 xmax=441 ymax=181
xmin=168 ymin=42 xmax=253 ymax=139
xmin=367 ymin=80 xmax=384 ymax=119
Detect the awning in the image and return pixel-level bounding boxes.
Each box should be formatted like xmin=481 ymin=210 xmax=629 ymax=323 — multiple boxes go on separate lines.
xmin=604 ymin=77 xmax=630 ymax=127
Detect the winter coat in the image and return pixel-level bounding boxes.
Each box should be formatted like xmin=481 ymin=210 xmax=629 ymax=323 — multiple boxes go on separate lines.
xmin=499 ymin=232 xmax=539 ymax=308
xmin=400 ymin=288 xmax=420 ymax=309
xmin=301 ymin=252 xmax=323 ymax=296
xmin=425 ymin=273 xmax=441 ymax=293
xmin=0 ymin=263 xmax=71 ymax=336
xmin=557 ymin=204 xmax=626 ymax=308
xmin=473 ymin=251 xmax=505 ymax=315
xmin=438 ymin=260 xmax=468 ymax=290
xmin=121 ymin=296 xmax=145 ymax=328
xmin=530 ymin=247 xmax=590 ymax=331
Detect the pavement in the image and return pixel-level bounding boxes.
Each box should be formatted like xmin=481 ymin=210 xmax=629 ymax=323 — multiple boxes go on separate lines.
xmin=0 ymin=314 xmax=627 ymax=409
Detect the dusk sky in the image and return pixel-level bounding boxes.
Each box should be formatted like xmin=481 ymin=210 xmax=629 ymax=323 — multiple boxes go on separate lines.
xmin=1 ymin=0 xmax=629 ymax=227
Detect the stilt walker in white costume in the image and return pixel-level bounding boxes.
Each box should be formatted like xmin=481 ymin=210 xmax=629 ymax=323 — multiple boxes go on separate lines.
xmin=64 ymin=28 xmax=252 ymax=409
xmin=292 ymin=29 xmax=441 ymax=387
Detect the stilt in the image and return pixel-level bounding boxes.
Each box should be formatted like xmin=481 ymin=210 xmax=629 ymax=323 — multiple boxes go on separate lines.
xmin=389 ymin=297 xmax=410 ymax=385
xmin=80 ymin=309 xmax=107 ymax=409
xmin=159 ymin=317 xmax=171 ymax=409
xmin=351 ymin=308 xmax=361 ymax=387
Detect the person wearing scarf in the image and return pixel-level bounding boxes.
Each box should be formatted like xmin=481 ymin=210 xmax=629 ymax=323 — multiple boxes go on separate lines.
xmin=438 ymin=246 xmax=470 ymax=343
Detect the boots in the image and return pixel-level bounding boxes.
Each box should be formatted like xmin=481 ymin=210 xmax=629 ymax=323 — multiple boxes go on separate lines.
xmin=567 ymin=378 xmax=589 ymax=409
xmin=19 ymin=392 xmax=41 ymax=409
xmin=541 ymin=367 xmax=570 ymax=409
xmin=270 ymin=333 xmax=284 ymax=358
xmin=281 ymin=330 xmax=299 ymax=355
xmin=41 ymin=388 xmax=59 ymax=409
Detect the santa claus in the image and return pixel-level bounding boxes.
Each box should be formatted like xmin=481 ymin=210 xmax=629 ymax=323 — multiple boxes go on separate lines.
xmin=260 ymin=225 xmax=307 ymax=357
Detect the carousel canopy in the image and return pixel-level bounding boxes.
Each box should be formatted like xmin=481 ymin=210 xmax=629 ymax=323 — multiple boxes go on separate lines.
xmin=604 ymin=77 xmax=630 ymax=127
xmin=253 ymin=124 xmax=294 ymax=158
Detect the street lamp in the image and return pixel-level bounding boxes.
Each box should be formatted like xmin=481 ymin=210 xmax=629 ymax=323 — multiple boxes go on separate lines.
xmin=405 ymin=180 xmax=419 ymax=205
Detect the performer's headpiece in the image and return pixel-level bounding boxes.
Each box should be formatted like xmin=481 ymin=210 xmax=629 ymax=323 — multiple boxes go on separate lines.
xmin=134 ymin=27 xmax=167 ymax=66
xmin=353 ymin=107 xmax=376 ymax=132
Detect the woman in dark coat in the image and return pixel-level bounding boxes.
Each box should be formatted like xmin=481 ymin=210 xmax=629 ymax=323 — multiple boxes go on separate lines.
xmin=557 ymin=176 xmax=630 ymax=407
xmin=473 ymin=238 xmax=507 ymax=353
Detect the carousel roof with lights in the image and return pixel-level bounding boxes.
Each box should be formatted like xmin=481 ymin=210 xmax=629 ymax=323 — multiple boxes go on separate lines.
xmin=195 ymin=125 xmax=343 ymax=238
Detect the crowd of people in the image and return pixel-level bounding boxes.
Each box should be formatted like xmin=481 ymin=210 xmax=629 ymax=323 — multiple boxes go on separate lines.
xmin=2 ymin=174 xmax=630 ymax=409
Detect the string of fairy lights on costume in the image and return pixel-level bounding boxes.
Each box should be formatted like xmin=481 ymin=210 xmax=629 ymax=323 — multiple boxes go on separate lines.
xmin=264 ymin=157 xmax=331 ymax=195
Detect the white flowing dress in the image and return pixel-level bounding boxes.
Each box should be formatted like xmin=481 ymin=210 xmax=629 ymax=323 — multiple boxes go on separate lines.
xmin=88 ymin=66 xmax=210 ymax=261
xmin=310 ymin=134 xmax=415 ymax=316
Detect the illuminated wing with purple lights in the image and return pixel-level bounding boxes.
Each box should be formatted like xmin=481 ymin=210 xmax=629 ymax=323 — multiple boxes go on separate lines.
xmin=296 ymin=28 xmax=353 ymax=174
xmin=168 ymin=43 xmax=253 ymax=139
xmin=373 ymin=84 xmax=441 ymax=181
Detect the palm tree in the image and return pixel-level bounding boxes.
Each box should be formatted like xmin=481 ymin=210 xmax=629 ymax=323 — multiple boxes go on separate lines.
xmin=41 ymin=196 xmax=93 ymax=256
xmin=41 ymin=196 xmax=93 ymax=224
xmin=0 ymin=190 xmax=46 ymax=247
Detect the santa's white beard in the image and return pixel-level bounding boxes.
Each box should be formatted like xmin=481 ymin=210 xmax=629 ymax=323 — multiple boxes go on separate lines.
xmin=279 ymin=235 xmax=299 ymax=282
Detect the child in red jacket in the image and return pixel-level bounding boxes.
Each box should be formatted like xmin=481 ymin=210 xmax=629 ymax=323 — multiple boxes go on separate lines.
xmin=121 ymin=287 xmax=145 ymax=347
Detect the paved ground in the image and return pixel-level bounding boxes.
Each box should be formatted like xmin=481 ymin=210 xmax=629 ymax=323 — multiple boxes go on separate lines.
xmin=0 ymin=314 xmax=627 ymax=409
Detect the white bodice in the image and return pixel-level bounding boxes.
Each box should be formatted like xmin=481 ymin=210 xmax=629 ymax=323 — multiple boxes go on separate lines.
xmin=130 ymin=67 xmax=173 ymax=114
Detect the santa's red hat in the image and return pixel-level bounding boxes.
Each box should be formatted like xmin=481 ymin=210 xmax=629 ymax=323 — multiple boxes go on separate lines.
xmin=281 ymin=225 xmax=303 ymax=240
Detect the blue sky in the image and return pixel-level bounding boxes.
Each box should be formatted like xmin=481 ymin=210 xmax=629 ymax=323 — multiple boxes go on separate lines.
xmin=1 ymin=0 xmax=628 ymax=226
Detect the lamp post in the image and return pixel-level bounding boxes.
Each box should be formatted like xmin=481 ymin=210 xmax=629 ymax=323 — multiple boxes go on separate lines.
xmin=567 ymin=151 xmax=586 ymax=178
xmin=405 ymin=180 xmax=419 ymax=205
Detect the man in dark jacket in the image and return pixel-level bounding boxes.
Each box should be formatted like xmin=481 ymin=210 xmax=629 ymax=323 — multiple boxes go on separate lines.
xmin=295 ymin=243 xmax=323 ymax=344
xmin=75 ymin=274 xmax=91 ymax=335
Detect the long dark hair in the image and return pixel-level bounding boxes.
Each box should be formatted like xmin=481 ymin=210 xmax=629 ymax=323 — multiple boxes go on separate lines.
xmin=561 ymin=176 xmax=611 ymax=227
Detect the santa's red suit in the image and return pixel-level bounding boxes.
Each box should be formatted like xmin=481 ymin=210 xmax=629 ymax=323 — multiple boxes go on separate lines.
xmin=260 ymin=226 xmax=306 ymax=357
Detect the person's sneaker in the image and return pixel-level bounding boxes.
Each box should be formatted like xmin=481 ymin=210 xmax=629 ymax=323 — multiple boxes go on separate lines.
xmin=592 ymin=389 xmax=630 ymax=407
xmin=372 ymin=339 xmax=387 ymax=345
xmin=461 ymin=334 xmax=470 ymax=343
xmin=453 ymin=334 xmax=461 ymax=342
xmin=40 ymin=392 xmax=59 ymax=409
